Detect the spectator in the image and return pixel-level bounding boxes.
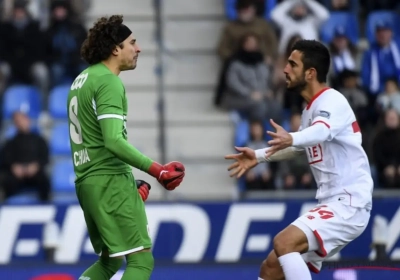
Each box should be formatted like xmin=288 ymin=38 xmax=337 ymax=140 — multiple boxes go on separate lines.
xmin=323 ymin=0 xmax=358 ymax=12
xmin=0 ymin=111 xmax=50 ymax=202
xmin=329 ymin=26 xmax=358 ymax=88
xmin=45 ymin=0 xmax=87 ymax=88
xmin=0 ymin=0 xmax=48 ymax=97
xmin=278 ymin=113 xmax=313 ymax=189
xmin=372 ymin=109 xmax=400 ymax=188
xmin=215 ymin=0 xmax=278 ymax=106
xmin=217 ymin=0 xmax=278 ymax=62
xmin=271 ymin=0 xmax=329 ymax=55
xmin=222 ymin=33 xmax=275 ymax=121
xmin=365 ymin=0 xmax=400 ymax=13
xmin=245 ymin=121 xmax=273 ymax=190
xmin=337 ymin=70 xmax=368 ymax=126
xmin=376 ymin=78 xmax=400 ymax=115
xmin=361 ymin=21 xmax=400 ymax=97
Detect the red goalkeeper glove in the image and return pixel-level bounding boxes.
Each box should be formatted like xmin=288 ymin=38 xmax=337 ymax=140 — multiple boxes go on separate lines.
xmin=136 ymin=180 xmax=151 ymax=201
xmin=148 ymin=161 xmax=185 ymax=190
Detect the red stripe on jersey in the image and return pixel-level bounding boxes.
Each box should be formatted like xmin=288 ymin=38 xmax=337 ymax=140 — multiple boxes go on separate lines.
xmin=352 ymin=121 xmax=360 ymax=133
xmin=306 ymin=87 xmax=330 ymax=110
xmin=311 ymin=120 xmax=330 ymax=128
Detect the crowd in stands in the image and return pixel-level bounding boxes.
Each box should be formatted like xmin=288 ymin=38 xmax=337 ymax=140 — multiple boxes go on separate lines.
xmin=0 ymin=0 xmax=89 ymax=203
xmin=216 ymin=0 xmax=400 ymax=191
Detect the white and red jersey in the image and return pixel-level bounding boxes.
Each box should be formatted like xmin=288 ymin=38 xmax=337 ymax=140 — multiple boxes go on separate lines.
xmin=298 ymin=87 xmax=373 ymax=210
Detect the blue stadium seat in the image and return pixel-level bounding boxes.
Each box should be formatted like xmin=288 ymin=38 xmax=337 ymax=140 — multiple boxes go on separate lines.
xmin=320 ymin=12 xmax=359 ymax=44
xmin=5 ymin=192 xmax=39 ymax=205
xmin=237 ymin=176 xmax=247 ymax=193
xmin=52 ymin=159 xmax=75 ymax=192
xmin=50 ymin=123 xmax=71 ymax=156
xmin=365 ymin=11 xmax=400 ymax=44
xmin=2 ymin=85 xmax=42 ymax=120
xmin=49 ymin=85 xmax=70 ymax=119
xmin=225 ymin=0 xmax=276 ymax=20
xmin=234 ymin=120 xmax=250 ymax=147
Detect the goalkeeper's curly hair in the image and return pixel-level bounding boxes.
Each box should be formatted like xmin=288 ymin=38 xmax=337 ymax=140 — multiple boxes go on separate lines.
xmin=81 ymin=15 xmax=125 ymax=65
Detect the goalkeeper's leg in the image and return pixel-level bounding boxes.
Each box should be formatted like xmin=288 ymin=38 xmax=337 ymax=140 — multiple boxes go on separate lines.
xmin=79 ymin=250 xmax=123 ymax=280
xmin=121 ymin=248 xmax=154 ymax=280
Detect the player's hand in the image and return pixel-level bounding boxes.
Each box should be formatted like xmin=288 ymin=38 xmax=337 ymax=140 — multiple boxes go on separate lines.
xmin=266 ymin=119 xmax=293 ymax=158
xmin=136 ymin=180 xmax=151 ymax=202
xmin=225 ymin=147 xmax=258 ymax=178
xmin=148 ymin=161 xmax=185 ymax=191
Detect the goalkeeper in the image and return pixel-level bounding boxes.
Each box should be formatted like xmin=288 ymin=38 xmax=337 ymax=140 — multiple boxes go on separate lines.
xmin=67 ymin=15 xmax=185 ymax=280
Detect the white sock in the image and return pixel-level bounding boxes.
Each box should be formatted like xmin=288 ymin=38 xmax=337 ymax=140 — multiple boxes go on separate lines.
xmin=258 ymin=278 xmax=264 ymax=280
xmin=278 ymin=252 xmax=311 ymax=280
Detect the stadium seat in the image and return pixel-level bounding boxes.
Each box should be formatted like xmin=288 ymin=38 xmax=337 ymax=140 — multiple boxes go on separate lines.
xmin=5 ymin=192 xmax=39 ymax=205
xmin=50 ymin=123 xmax=71 ymax=156
xmin=320 ymin=12 xmax=359 ymax=44
xmin=365 ymin=11 xmax=400 ymax=44
xmin=234 ymin=120 xmax=250 ymax=147
xmin=2 ymin=85 xmax=42 ymax=120
xmin=51 ymin=159 xmax=75 ymax=192
xmin=225 ymin=0 xmax=276 ymax=20
xmin=49 ymin=85 xmax=70 ymax=119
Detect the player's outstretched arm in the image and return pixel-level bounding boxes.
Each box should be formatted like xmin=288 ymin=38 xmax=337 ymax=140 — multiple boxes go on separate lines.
xmin=225 ymin=147 xmax=258 ymax=178
xmin=266 ymin=119 xmax=328 ymax=158
xmin=289 ymin=123 xmax=330 ymax=147
xmin=225 ymin=145 xmax=304 ymax=179
xmin=256 ymin=147 xmax=304 ymax=163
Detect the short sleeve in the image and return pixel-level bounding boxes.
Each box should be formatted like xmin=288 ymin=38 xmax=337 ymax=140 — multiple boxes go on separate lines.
xmin=311 ymin=94 xmax=354 ymax=141
xmin=95 ymin=75 xmax=124 ymax=121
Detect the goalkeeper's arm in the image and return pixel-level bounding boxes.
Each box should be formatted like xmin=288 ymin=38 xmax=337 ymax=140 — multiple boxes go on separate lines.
xmin=99 ymin=118 xmax=185 ymax=190
xmin=99 ymin=118 xmax=153 ymax=172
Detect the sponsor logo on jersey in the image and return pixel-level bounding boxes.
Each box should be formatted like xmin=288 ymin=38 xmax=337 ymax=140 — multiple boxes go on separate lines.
xmin=318 ymin=110 xmax=331 ymax=119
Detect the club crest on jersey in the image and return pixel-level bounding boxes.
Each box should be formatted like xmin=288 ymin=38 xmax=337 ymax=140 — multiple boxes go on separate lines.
xmin=318 ymin=110 xmax=331 ymax=119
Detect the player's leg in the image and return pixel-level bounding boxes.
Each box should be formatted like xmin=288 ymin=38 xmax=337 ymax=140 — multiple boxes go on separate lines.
xmin=76 ymin=182 xmax=123 ymax=280
xmin=96 ymin=173 xmax=154 ymax=280
xmin=118 ymin=175 xmax=154 ymax=279
xmin=258 ymin=250 xmax=284 ymax=280
xmin=121 ymin=248 xmax=154 ymax=280
xmin=259 ymin=201 xmax=371 ymax=280
xmin=79 ymin=249 xmax=124 ymax=280
xmin=258 ymin=224 xmax=313 ymax=280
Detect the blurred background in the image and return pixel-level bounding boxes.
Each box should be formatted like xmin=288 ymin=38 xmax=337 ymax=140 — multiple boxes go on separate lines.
xmin=0 ymin=0 xmax=399 ymax=279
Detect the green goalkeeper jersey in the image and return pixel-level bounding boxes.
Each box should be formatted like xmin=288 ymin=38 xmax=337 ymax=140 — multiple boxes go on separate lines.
xmin=67 ymin=63 xmax=144 ymax=182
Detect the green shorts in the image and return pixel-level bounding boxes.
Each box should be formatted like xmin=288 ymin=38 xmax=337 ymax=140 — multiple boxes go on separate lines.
xmin=75 ymin=173 xmax=152 ymax=257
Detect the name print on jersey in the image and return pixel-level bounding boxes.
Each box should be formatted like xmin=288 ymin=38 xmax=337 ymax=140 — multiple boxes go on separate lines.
xmin=307 ymin=144 xmax=323 ymax=164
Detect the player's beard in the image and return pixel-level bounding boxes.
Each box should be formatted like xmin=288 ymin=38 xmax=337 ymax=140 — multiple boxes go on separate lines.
xmin=286 ymin=73 xmax=307 ymax=94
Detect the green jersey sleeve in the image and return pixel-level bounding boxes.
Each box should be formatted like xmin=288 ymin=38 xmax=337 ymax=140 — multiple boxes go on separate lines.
xmin=95 ymin=74 xmax=124 ymax=120
xmin=99 ymin=118 xmax=153 ymax=172
xmin=94 ymin=74 xmax=154 ymax=173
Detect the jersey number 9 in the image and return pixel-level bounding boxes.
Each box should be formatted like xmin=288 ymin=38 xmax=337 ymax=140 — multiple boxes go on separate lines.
xmin=69 ymin=96 xmax=82 ymax=145
xmin=69 ymin=73 xmax=88 ymax=145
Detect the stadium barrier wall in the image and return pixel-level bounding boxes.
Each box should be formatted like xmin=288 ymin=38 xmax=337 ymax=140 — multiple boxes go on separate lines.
xmin=1 ymin=198 xmax=400 ymax=279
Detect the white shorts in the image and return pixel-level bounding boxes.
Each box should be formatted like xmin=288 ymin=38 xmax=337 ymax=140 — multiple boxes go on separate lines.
xmin=291 ymin=200 xmax=370 ymax=273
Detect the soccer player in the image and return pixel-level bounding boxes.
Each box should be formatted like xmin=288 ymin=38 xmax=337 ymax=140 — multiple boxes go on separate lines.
xmin=67 ymin=15 xmax=185 ymax=280
xmin=225 ymin=40 xmax=373 ymax=280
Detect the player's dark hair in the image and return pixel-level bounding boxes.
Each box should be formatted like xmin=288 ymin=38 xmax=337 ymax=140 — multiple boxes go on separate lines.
xmin=81 ymin=15 xmax=126 ymax=65
xmin=291 ymin=40 xmax=330 ymax=83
